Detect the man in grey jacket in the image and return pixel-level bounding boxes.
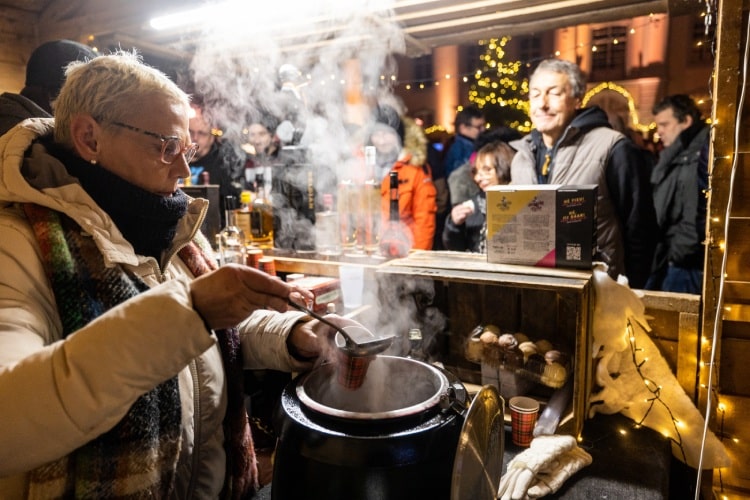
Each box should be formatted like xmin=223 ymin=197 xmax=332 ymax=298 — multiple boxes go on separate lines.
xmin=645 ymin=94 xmax=709 ymax=294
xmin=510 ymin=58 xmax=657 ymax=288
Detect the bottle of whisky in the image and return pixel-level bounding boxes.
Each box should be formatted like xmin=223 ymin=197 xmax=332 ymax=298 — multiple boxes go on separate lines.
xmin=378 ymin=171 xmax=412 ymax=258
xmin=218 ymin=195 xmax=247 ymax=265
xmin=363 ymin=146 xmax=381 ymax=254
xmin=235 ymin=190 xmax=253 ymax=246
xmin=250 ymin=172 xmax=273 ymax=249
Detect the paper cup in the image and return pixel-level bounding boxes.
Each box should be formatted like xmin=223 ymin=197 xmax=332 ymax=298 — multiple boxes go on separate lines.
xmin=509 ymin=396 xmax=540 ymax=447
xmin=338 ymin=264 xmax=364 ymax=310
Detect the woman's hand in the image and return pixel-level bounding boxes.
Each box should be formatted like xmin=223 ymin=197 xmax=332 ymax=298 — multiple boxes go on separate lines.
xmin=287 ymin=314 xmax=363 ymax=361
xmin=450 ymin=199 xmax=475 ymax=226
xmin=190 ymin=264 xmax=313 ymax=330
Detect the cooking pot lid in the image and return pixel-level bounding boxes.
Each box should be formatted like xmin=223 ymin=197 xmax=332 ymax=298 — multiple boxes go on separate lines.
xmin=451 ymin=384 xmax=504 ymax=500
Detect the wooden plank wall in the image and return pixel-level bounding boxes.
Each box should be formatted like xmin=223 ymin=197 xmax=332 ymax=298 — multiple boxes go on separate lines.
xmin=0 ymin=6 xmax=40 ymax=92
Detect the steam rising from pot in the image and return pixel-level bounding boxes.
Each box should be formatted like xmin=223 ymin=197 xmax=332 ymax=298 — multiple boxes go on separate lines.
xmin=176 ymin=2 xmax=448 ymax=400
xmin=184 ymin=0 xmax=406 ymax=180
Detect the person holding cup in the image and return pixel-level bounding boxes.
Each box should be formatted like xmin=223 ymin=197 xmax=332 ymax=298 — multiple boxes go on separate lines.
xmin=0 ymin=50 xmax=354 ymax=498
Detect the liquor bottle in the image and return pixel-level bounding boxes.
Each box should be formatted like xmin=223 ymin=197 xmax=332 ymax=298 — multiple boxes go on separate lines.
xmin=407 ymin=328 xmax=426 ymax=361
xmin=378 ymin=171 xmax=412 ymax=258
xmin=315 ymin=193 xmax=342 ymax=256
xmin=337 ymin=178 xmax=357 ymax=252
xmin=250 ymin=172 xmax=273 ymax=249
xmin=363 ymin=146 xmax=381 ymax=254
xmin=235 ymin=190 xmax=253 ymax=246
xmin=218 ymin=195 xmax=247 ymax=265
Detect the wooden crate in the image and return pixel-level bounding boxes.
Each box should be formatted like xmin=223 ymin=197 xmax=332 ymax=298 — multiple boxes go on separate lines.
xmin=374 ymin=250 xmax=593 ymax=438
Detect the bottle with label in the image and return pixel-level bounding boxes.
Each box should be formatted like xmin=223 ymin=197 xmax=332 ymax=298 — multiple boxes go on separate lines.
xmin=250 ymin=172 xmax=274 ymax=249
xmin=218 ymin=195 xmax=247 ymax=265
xmin=337 ymin=178 xmax=357 ymax=252
xmin=315 ymin=193 xmax=342 ymax=256
xmin=235 ymin=190 xmax=253 ymax=246
xmin=363 ymin=146 xmax=381 ymax=254
xmin=378 ymin=171 xmax=412 ymax=258
xmin=407 ymin=328 xmax=426 ymax=361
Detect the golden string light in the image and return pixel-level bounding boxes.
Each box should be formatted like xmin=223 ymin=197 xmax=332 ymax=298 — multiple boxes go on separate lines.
xmin=381 ymin=14 xmax=712 ymax=91
xmin=626 ymin=319 xmax=688 ymax=464
xmin=582 ymin=82 xmax=649 ymax=133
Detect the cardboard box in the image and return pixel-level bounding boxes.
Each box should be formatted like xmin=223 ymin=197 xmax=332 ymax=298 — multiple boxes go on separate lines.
xmin=486 ymin=184 xmax=597 ymax=269
xmin=288 ymin=275 xmax=342 ymax=313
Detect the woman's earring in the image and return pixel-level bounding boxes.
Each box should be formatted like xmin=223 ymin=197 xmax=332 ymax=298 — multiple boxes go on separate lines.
xmin=90 ymin=158 xmax=97 ymax=165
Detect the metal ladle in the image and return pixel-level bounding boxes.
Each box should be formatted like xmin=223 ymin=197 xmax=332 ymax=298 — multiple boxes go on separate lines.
xmin=287 ymin=300 xmax=394 ymax=356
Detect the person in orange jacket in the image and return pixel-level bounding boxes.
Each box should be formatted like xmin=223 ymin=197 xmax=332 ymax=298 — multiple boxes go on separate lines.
xmin=368 ymin=105 xmax=437 ymax=250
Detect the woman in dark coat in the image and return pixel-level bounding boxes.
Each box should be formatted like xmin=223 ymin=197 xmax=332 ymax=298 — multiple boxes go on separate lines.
xmin=442 ymin=140 xmax=515 ymax=252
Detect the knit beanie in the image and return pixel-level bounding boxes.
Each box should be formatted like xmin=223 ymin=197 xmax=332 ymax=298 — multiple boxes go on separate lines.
xmin=25 ymin=40 xmax=97 ymax=94
xmin=374 ymin=105 xmax=405 ymax=144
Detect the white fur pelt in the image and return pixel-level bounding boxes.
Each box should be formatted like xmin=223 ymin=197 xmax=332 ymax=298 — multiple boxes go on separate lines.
xmin=588 ymin=263 xmax=730 ymax=469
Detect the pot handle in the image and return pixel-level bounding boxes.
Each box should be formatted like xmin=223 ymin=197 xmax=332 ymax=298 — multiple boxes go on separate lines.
xmin=439 ymin=382 xmax=468 ymax=416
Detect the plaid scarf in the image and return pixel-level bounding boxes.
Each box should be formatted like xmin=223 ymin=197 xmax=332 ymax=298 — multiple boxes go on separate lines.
xmin=23 ymin=204 xmax=257 ymax=499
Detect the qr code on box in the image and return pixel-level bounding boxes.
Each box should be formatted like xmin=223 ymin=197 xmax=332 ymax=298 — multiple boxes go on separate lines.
xmin=566 ymin=244 xmax=582 ymax=261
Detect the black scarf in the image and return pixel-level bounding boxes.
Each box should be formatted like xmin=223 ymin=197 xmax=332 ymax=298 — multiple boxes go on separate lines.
xmin=44 ymin=139 xmax=188 ymax=261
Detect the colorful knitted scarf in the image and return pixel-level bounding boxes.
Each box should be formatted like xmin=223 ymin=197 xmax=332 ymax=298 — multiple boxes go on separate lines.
xmin=23 ymin=204 xmax=257 ymax=499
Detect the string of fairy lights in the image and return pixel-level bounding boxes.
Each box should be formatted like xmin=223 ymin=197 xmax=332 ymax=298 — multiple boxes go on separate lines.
xmin=382 ymin=11 xmax=714 ymax=135
xmin=693 ymin=0 xmax=735 ymax=496
xmin=625 ymin=319 xmax=688 ymax=464
xmin=385 ymin=12 xmax=712 ymax=92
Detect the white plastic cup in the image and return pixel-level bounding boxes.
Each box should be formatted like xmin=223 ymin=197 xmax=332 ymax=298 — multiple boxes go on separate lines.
xmin=339 ymin=265 xmax=365 ymax=310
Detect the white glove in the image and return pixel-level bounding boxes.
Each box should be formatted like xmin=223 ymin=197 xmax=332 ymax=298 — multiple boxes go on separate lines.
xmin=527 ymin=445 xmax=592 ymax=497
xmin=497 ymin=435 xmax=576 ymax=500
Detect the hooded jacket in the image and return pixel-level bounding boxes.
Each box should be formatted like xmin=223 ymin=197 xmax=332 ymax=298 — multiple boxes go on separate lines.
xmin=0 ymin=118 xmax=311 ymax=498
xmin=378 ymin=117 xmax=437 ymax=250
xmin=650 ymin=122 xmax=709 ymax=272
xmin=510 ymin=106 xmax=657 ymax=288
xmin=0 ymin=92 xmax=50 ymax=136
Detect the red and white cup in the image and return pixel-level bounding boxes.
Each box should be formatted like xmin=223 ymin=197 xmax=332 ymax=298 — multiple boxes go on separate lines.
xmin=509 ymin=396 xmax=540 ymax=447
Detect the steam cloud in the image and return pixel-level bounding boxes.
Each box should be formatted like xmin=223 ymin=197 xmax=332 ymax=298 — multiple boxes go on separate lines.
xmin=180 ymin=2 xmax=449 ymax=376
xmin=184 ymin=0 xmax=406 ymax=183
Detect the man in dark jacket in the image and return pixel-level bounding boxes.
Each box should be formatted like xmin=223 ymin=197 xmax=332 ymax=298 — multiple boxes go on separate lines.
xmin=510 ymin=58 xmax=657 ymax=288
xmin=443 ymin=105 xmax=485 ymax=178
xmin=0 ymin=40 xmax=96 ymax=135
xmin=645 ymin=95 xmax=709 ymax=294
xmin=188 ymin=103 xmax=244 ymax=226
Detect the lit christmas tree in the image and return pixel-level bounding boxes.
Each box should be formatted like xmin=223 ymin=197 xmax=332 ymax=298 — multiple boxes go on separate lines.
xmin=469 ymin=37 xmax=531 ymax=132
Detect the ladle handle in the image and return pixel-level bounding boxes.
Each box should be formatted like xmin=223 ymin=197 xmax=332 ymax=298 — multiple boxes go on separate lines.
xmin=287 ymin=299 xmax=355 ymax=345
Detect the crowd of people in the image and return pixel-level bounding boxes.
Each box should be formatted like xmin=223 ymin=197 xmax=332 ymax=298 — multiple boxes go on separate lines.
xmin=1 ymin=42 xmax=710 ymax=292
xmin=435 ymin=60 xmax=707 ymax=295
xmin=0 ymin=38 xmax=709 ymax=498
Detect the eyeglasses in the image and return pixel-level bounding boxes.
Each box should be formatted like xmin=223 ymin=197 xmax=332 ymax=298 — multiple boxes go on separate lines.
xmin=471 ymin=165 xmax=496 ymax=176
xmin=110 ymin=121 xmax=198 ymax=164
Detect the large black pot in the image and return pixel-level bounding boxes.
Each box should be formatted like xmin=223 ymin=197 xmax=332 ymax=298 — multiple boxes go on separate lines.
xmin=272 ymin=355 xmax=468 ymax=500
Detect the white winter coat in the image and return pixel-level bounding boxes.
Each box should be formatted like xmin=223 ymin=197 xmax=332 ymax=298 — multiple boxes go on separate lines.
xmin=0 ymin=118 xmax=310 ymax=498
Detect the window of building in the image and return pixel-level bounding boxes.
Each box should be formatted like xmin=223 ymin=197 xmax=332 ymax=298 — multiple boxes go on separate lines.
xmin=517 ymin=35 xmax=542 ymax=79
xmin=413 ymin=54 xmax=434 ymax=88
xmin=592 ymin=26 xmax=627 ymax=71
xmin=465 ymin=43 xmax=484 ymax=76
